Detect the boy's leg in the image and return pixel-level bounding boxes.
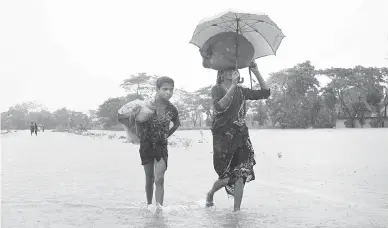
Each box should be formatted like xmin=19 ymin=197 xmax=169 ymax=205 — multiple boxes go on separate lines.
xmin=154 ymin=158 xmax=167 ymax=206
xmin=206 ymin=177 xmax=229 ymax=206
xmin=143 ymin=161 xmax=155 ymax=205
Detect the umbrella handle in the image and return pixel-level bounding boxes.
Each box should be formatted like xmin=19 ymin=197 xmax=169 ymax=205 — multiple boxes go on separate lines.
xmin=235 ymin=19 xmax=244 ymax=84
xmin=249 ymin=68 xmax=253 ymax=89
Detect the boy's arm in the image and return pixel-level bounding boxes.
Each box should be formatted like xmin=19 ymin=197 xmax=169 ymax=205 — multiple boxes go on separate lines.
xmin=167 ymin=107 xmax=180 ymax=138
xmin=167 ymin=117 xmax=180 ymax=137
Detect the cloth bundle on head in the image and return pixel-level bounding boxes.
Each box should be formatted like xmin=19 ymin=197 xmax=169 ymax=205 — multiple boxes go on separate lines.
xmin=200 ymin=32 xmax=255 ymax=71
xmin=117 ymin=99 xmax=155 ymax=144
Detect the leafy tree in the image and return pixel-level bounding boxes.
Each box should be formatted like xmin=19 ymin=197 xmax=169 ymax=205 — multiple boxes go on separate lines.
xmin=97 ymin=97 xmax=127 ymax=129
xmin=318 ymin=66 xmax=388 ymax=127
xmin=120 ymin=73 xmax=157 ymax=98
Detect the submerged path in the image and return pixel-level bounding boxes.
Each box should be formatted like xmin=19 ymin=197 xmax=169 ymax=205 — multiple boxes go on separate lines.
xmin=2 ymin=129 xmax=388 ymax=227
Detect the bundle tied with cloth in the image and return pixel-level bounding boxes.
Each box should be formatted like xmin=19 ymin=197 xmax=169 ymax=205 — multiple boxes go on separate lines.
xmin=117 ymin=99 xmax=155 ymax=144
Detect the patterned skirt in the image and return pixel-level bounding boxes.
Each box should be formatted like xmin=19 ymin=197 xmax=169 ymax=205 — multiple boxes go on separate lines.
xmin=212 ymin=125 xmax=256 ymax=196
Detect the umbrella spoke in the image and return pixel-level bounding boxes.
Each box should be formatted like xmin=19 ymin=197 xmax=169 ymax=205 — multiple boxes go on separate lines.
xmin=240 ymin=29 xmax=257 ymax=33
xmin=192 ymin=19 xmax=235 ymax=38
xmin=219 ymin=16 xmax=237 ymax=32
xmin=211 ymin=16 xmax=236 ymax=32
xmin=202 ymin=19 xmax=236 ymax=27
xmin=238 ymin=23 xmax=252 ymax=33
xmin=235 ymin=12 xmax=250 ymax=20
xmin=238 ymin=13 xmax=251 ymax=20
xmin=239 ymin=20 xmax=276 ymax=53
xmin=223 ymin=15 xmax=237 ymax=21
xmin=246 ymin=19 xmax=279 ymax=30
xmin=215 ymin=24 xmax=234 ymax=32
xmin=223 ymin=23 xmax=237 ymax=32
xmin=219 ymin=16 xmax=235 ymax=23
xmin=241 ymin=20 xmax=279 ymax=34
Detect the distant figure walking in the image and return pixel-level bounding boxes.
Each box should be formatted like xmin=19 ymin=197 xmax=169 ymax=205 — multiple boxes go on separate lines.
xmin=30 ymin=122 xmax=34 ymax=136
xmin=42 ymin=125 xmax=45 ymax=132
xmin=34 ymin=122 xmax=38 ymax=136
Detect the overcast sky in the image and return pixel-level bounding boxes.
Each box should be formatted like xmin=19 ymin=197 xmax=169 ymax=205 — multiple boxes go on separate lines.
xmin=1 ymin=0 xmax=387 ymax=113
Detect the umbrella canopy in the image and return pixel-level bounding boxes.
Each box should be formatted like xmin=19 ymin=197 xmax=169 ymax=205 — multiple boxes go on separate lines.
xmin=190 ymin=10 xmax=285 ymax=60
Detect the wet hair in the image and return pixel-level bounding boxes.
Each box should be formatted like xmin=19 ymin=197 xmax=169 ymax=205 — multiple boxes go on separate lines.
xmin=156 ymin=76 xmax=174 ymax=89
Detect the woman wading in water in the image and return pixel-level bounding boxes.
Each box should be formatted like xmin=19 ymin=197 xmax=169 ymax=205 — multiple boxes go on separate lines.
xmin=206 ymin=61 xmax=270 ymax=211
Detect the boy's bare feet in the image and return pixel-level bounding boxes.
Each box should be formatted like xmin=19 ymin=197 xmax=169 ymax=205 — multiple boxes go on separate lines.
xmin=206 ymin=192 xmax=214 ymax=207
xmin=155 ymin=203 xmax=163 ymax=216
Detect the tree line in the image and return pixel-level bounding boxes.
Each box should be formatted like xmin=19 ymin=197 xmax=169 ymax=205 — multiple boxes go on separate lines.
xmin=2 ymin=61 xmax=388 ymax=131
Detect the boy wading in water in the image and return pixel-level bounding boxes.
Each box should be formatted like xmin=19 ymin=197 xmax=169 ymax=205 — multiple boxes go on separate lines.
xmin=137 ymin=77 xmax=180 ymax=207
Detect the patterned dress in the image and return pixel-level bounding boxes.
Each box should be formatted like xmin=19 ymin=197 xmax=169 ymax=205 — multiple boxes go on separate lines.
xmin=211 ymin=84 xmax=270 ymax=196
xmin=137 ymin=101 xmax=179 ymax=169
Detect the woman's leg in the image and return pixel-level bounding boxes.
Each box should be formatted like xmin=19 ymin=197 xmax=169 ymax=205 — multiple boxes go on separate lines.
xmin=143 ymin=161 xmax=155 ymax=205
xmin=233 ymin=177 xmax=245 ymax=211
xmin=206 ymin=177 xmax=230 ymax=206
xmin=207 ymin=134 xmax=234 ymax=206
xmin=154 ymin=158 xmax=167 ymax=206
xmin=232 ymin=138 xmax=255 ymax=211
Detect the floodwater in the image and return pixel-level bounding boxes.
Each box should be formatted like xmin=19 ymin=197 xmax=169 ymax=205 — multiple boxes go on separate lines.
xmin=2 ymin=128 xmax=388 ymax=227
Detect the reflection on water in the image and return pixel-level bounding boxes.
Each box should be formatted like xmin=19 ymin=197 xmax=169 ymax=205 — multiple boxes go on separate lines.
xmin=143 ymin=216 xmax=169 ymax=228
xmin=136 ymin=204 xmax=262 ymax=228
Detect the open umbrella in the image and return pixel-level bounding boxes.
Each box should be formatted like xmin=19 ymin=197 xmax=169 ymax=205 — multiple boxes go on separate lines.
xmin=190 ymin=10 xmax=285 ymax=86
